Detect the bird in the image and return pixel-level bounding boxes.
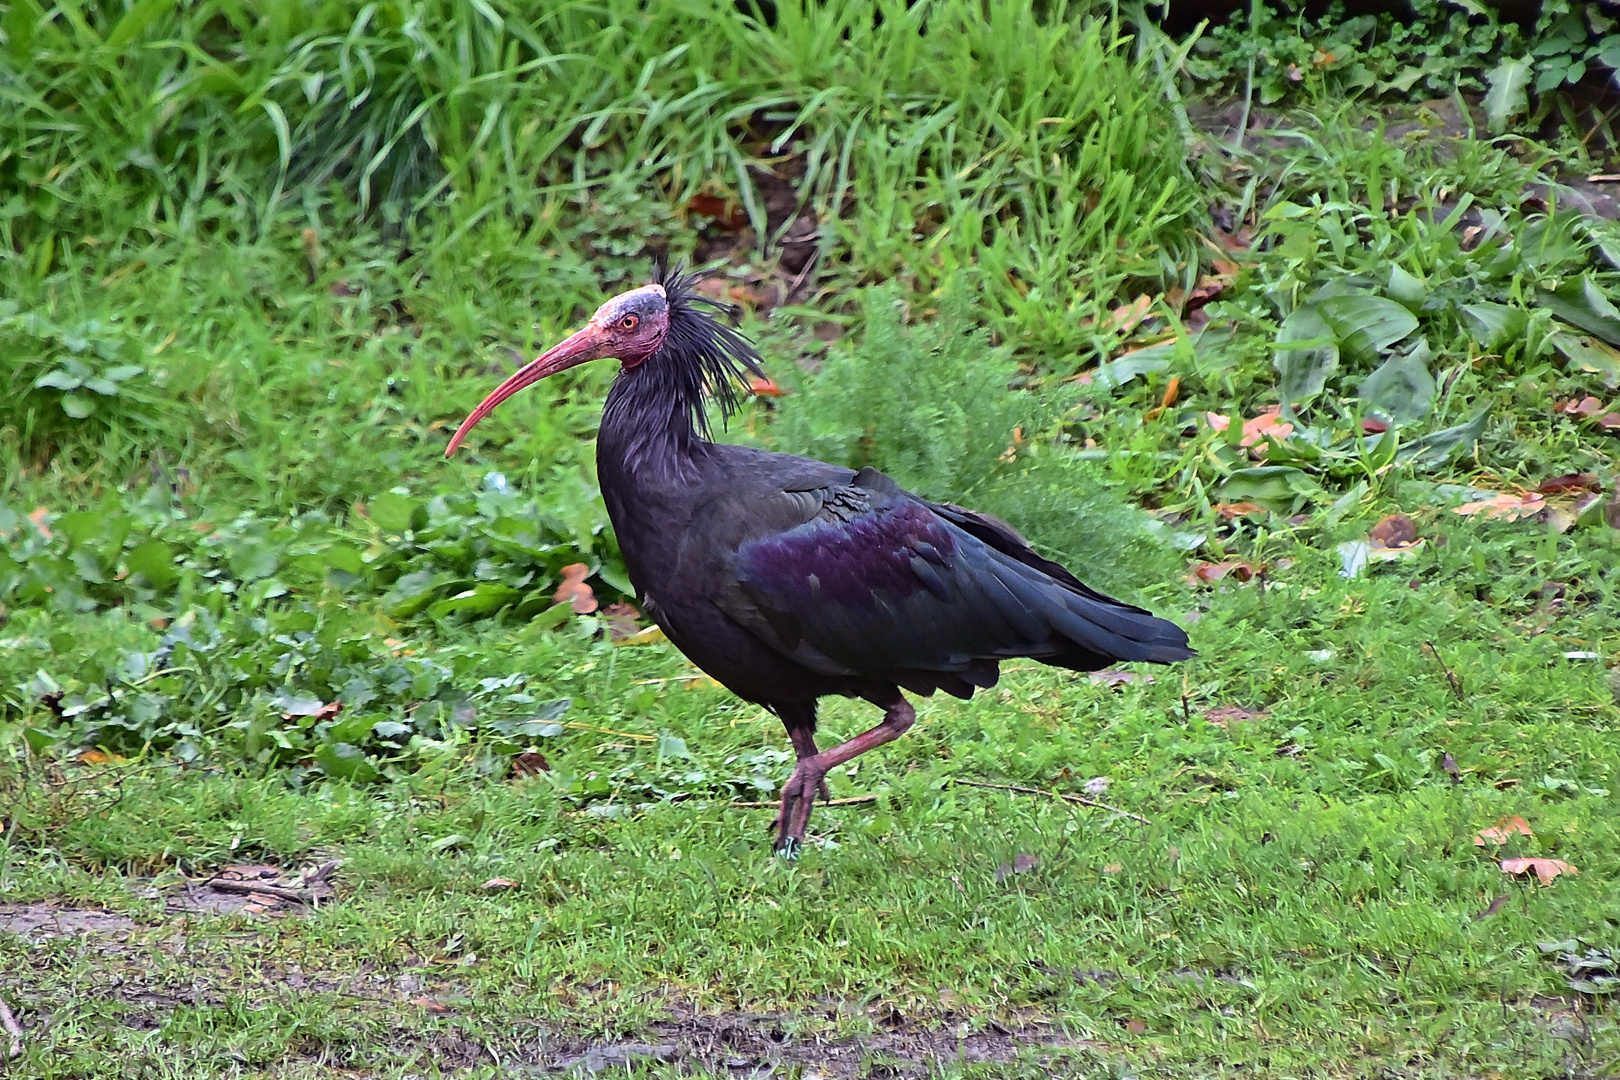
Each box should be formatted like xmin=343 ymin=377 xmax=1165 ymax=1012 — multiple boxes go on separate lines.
xmin=446 ymin=264 xmax=1194 ymax=857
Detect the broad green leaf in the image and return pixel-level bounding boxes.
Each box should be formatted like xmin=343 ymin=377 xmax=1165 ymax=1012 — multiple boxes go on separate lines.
xmin=1093 ymin=340 xmax=1176 ymax=390
xmin=596 ymin=561 xmax=634 ymax=599
xmin=125 ymin=540 xmax=177 ymax=591
xmin=427 ymin=583 xmax=520 ymax=619
xmin=274 ymin=691 xmax=325 ymax=716
xmin=229 ymin=541 xmax=280 ymax=581
xmin=657 ymin=732 xmax=691 ymax=761
xmin=1460 ymin=303 xmax=1528 ymax=350
xmin=1218 ymin=466 xmax=1319 ymax=511
xmin=1396 ymin=409 xmax=1490 ymax=468
xmin=1274 ymin=305 xmax=1338 ymax=411
xmin=1387 ymin=265 xmax=1425 ymax=306
xmin=1357 ymin=340 xmax=1435 ymax=424
xmin=1317 ymin=294 xmax=1419 ymax=366
xmin=55 ymin=511 xmax=104 ymax=545
xmin=101 ymin=364 xmax=143 ymax=382
xmin=82 ymin=377 xmax=120 ymax=396
xmin=60 ymin=394 xmax=95 ymax=418
xmin=369 ymin=491 xmax=421 ymax=534
xmin=1550 ymin=331 xmax=1620 ymax=389
xmin=1483 ymin=58 xmax=1531 ymax=132
xmin=322 ymin=543 xmax=366 ymax=576
xmin=314 ymin=742 xmax=380 ymax=783
xmin=33 ymin=369 xmax=82 ymax=390
xmin=1540 ymin=278 xmax=1620 ymax=347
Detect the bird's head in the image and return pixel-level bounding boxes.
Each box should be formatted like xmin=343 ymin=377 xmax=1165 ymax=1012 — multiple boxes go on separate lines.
xmin=444 ymin=284 xmax=671 ymax=455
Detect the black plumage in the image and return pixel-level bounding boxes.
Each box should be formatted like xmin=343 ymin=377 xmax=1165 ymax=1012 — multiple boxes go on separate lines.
xmin=447 ymin=266 xmax=1194 ymax=855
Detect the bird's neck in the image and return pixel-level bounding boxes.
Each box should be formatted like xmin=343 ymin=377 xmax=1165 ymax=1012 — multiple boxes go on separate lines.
xmin=597 ymin=361 xmax=711 ymax=507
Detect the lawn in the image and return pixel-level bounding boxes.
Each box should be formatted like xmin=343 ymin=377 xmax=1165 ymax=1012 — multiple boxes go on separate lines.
xmin=2 ymin=1 xmax=1619 ymax=1077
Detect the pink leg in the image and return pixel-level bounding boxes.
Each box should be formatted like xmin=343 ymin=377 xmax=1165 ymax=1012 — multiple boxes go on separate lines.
xmin=776 ymin=698 xmax=915 ymax=858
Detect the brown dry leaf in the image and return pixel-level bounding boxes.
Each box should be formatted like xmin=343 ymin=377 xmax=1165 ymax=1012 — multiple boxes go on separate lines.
xmin=482 ymin=878 xmax=519 ymax=890
xmin=1537 ymin=473 xmax=1600 ymax=495
xmin=1215 ymin=502 xmax=1267 ymax=519
xmin=1472 ymin=895 xmax=1510 ymax=921
xmin=1240 ymin=407 xmax=1293 ymax=451
xmin=1089 ymin=669 xmax=1155 ymax=687
xmin=748 ymin=376 xmax=787 ymax=398
xmin=1556 ymin=396 xmax=1605 ymax=418
xmin=1186 ymin=560 xmax=1262 ymax=586
xmin=1601 ymin=413 xmax=1620 ymax=429
xmin=76 ymin=748 xmax=125 ymax=765
xmin=1103 ymin=863 xmax=1124 ymax=874
xmin=511 ymin=750 xmax=551 ymax=777
xmin=1500 ymin=857 xmax=1576 ymax=885
xmin=1143 ymin=375 xmax=1181 ymax=421
xmin=312 ymin=700 xmax=342 ymax=722
xmin=1185 ymin=275 xmax=1229 ymax=311
xmin=1204 ymin=412 xmax=1232 ymax=433
xmin=686 ymin=193 xmax=748 ymax=231
xmin=1452 ymin=492 xmax=1545 ymax=520
xmin=1109 ymin=295 xmax=1153 ymax=335
xmin=411 ymin=995 xmax=454 ymax=1014
xmin=600 ymin=601 xmax=642 ymax=642
xmin=1204 ymin=705 xmax=1268 ymax=728
xmin=1360 ymin=416 xmax=1390 ymax=434
xmin=994 ymin=853 xmax=1040 ymax=882
xmin=1475 ymin=816 xmax=1535 ymax=845
xmin=1369 ymin=514 xmax=1420 ymax=549
xmin=554 ymin=563 xmax=598 ymax=614
xmin=1124 ymin=1018 xmax=1147 ymax=1035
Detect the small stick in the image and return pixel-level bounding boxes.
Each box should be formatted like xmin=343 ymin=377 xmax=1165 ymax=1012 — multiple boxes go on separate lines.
xmin=0 ymin=993 xmax=23 ymax=1060
xmin=203 ymin=879 xmax=313 ymax=904
xmin=731 ymin=795 xmax=879 ymax=809
xmin=953 ymin=779 xmax=1152 ymax=826
xmin=1423 ymin=640 xmax=1464 ymax=700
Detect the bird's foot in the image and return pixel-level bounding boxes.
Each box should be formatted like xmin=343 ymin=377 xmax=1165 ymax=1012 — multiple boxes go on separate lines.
xmin=772 ymin=759 xmax=826 ymax=856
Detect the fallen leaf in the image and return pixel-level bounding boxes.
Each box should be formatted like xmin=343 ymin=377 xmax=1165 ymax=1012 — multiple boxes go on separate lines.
xmin=1556 ymin=396 xmax=1605 ymax=418
xmin=601 ymin=602 xmax=642 ymax=642
xmin=1109 ymin=295 xmax=1153 ymax=334
xmin=1472 ymin=895 xmax=1510 ymax=920
xmin=1369 ymin=514 xmax=1420 ymax=548
xmin=411 ymin=996 xmax=454 ymax=1014
xmin=612 ymin=624 xmax=668 ymax=647
xmin=1215 ymin=502 xmax=1267 ymax=519
xmin=1500 ymin=857 xmax=1576 ymax=885
xmin=1360 ymin=417 xmax=1390 ymax=434
xmin=686 ymin=193 xmax=748 ymax=230
xmin=554 ymin=563 xmax=598 ymax=614
xmin=748 ymin=376 xmax=787 ymax=398
xmin=1537 ymin=473 xmax=1600 ymax=495
xmin=511 ymin=750 xmax=551 ymax=777
xmin=76 ymin=748 xmax=125 ymax=765
xmin=482 ymin=878 xmax=518 ymax=890
xmin=1186 ymin=560 xmax=1263 ymax=586
xmin=1452 ymin=492 xmax=1545 ymax=520
xmin=1103 ymin=863 xmax=1123 ymax=874
xmin=1204 ymin=412 xmax=1232 ymax=432
xmin=1204 ymin=705 xmax=1267 ymax=727
xmin=1143 ymin=375 xmax=1181 ymax=421
xmin=28 ymin=507 xmax=52 ymax=539
xmin=1475 ymin=816 xmax=1535 ymax=845
xmin=1240 ymin=407 xmax=1293 ymax=449
xmin=1124 ymin=1018 xmax=1147 ymax=1035
xmin=1089 ymin=669 xmax=1155 ymax=687
xmin=995 ymin=853 xmax=1040 ymax=882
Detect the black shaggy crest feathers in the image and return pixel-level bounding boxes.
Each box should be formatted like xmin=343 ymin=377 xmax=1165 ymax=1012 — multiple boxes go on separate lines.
xmin=649 ymin=260 xmax=767 ymax=439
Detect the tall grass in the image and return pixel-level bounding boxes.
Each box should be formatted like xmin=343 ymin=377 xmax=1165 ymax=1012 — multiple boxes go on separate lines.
xmin=1 ymin=0 xmax=1199 ymax=352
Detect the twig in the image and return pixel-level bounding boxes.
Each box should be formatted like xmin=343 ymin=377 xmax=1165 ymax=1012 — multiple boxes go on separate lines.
xmin=0 ymin=993 xmax=23 ymax=1060
xmin=1423 ymin=640 xmax=1465 ymax=700
xmin=953 ymin=779 xmax=1152 ymax=826
xmin=731 ymin=795 xmax=879 ymax=809
xmin=203 ymin=878 xmax=313 ymax=904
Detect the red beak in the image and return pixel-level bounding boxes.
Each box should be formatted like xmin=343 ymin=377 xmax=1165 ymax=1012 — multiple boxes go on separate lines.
xmin=445 ymin=323 xmax=610 ymax=456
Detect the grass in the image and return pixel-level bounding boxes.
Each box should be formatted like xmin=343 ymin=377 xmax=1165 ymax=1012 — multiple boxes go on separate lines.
xmin=4 ymin=1 xmax=1620 ymax=1077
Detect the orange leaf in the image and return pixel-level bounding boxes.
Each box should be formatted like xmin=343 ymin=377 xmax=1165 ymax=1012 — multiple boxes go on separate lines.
xmin=76 ymin=748 xmax=124 ymax=765
xmin=748 ymin=376 xmax=787 ymax=398
xmin=1499 ymin=857 xmax=1576 ymax=885
xmin=1240 ymin=407 xmax=1293 ymax=448
xmin=1452 ymin=493 xmax=1545 ymax=520
xmin=1474 ymin=816 xmax=1534 ymax=846
xmin=1215 ymin=502 xmax=1266 ymax=519
xmin=1204 ymin=412 xmax=1231 ymax=432
xmin=1109 ymin=295 xmax=1153 ymax=335
xmin=28 ymin=506 xmax=52 ymax=539
xmin=554 ymin=563 xmax=598 ymax=614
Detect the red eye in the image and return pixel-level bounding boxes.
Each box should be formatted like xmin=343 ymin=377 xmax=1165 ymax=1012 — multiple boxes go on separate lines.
xmin=621 ymin=314 xmax=638 ymax=330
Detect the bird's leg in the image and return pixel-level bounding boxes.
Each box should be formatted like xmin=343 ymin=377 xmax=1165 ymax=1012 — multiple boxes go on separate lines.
xmin=787 ymin=726 xmax=831 ymax=803
xmin=776 ymin=697 xmax=915 ymax=857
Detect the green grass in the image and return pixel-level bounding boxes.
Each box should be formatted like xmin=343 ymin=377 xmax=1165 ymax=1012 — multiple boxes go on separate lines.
xmin=4 ymin=2 xmax=1620 ymax=1077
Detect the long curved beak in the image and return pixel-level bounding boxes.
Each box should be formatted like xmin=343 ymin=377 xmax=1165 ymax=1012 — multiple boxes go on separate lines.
xmin=445 ymin=323 xmax=610 ymax=456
